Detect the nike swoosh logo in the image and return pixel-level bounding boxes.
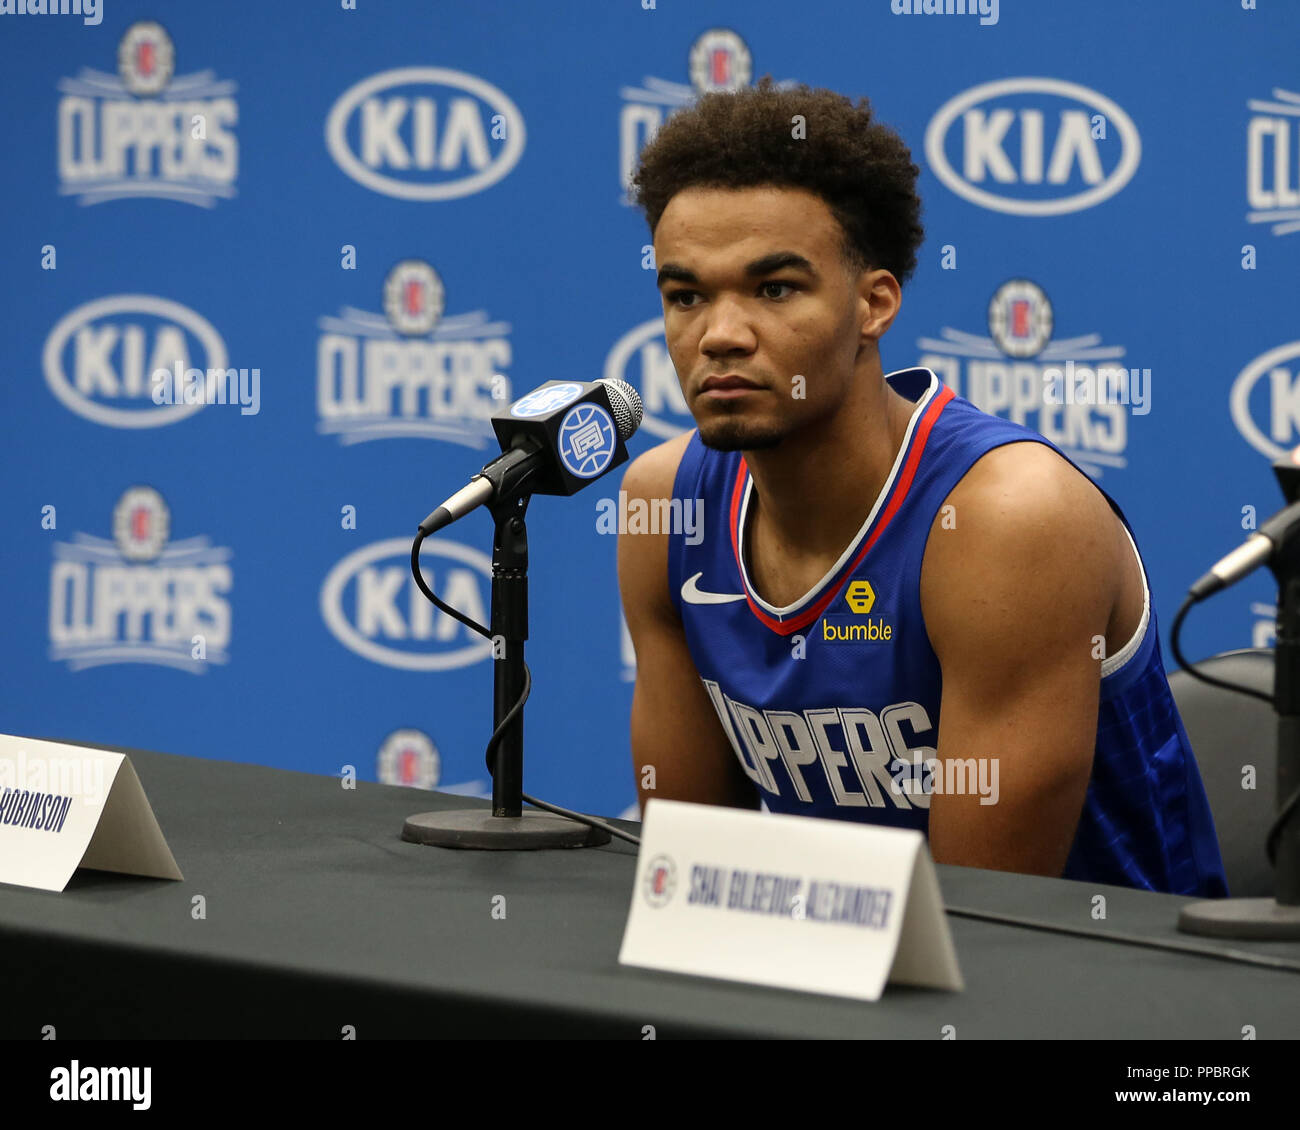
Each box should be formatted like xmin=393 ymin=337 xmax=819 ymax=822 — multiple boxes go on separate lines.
xmin=681 ymin=572 xmax=747 ymax=605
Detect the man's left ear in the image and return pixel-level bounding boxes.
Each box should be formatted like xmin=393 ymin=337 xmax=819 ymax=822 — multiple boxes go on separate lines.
xmin=858 ymin=269 xmax=902 ymax=342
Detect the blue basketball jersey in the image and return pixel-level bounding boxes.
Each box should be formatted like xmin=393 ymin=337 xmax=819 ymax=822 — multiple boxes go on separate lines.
xmin=667 ymin=366 xmax=1229 ymax=897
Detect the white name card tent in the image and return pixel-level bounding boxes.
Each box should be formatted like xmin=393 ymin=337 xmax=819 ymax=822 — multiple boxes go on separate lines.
xmin=619 ymin=798 xmax=963 ymax=1002
xmin=0 ymin=733 xmax=182 ymax=892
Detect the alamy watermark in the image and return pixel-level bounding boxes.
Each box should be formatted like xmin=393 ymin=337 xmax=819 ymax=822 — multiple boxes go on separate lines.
xmin=0 ymin=0 xmax=101 ymax=26
xmin=1042 ymin=359 xmax=1151 ymax=416
xmin=0 ymin=752 xmax=108 ymax=806
xmin=596 ymin=491 xmax=703 ymax=545
xmin=152 ymin=360 xmax=261 ymax=416
xmin=891 ymin=0 xmax=998 ymax=27
xmin=892 ymin=755 xmax=1000 ymax=805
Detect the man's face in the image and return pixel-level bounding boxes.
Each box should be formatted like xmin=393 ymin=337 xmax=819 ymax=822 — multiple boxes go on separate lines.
xmin=653 ymin=185 xmax=867 ymax=451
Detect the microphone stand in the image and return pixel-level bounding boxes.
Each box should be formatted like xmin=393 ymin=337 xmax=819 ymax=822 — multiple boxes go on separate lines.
xmin=401 ymin=489 xmax=610 ymax=850
xmin=1178 ymin=534 xmax=1300 ymax=937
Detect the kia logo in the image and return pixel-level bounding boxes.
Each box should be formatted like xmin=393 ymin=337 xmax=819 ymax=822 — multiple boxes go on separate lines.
xmin=925 ymin=77 xmax=1141 ymax=216
xmin=325 ymin=66 xmax=526 ymax=201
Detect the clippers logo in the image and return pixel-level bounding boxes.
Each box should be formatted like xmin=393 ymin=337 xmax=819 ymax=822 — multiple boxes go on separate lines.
xmin=320 ymin=537 xmax=494 ymax=671
xmin=44 ymin=295 xmax=229 ymax=429
xmin=688 ymin=29 xmax=752 ymax=95
xmin=918 ymin=280 xmax=1134 ymax=478
xmin=604 ymin=318 xmax=690 ymax=440
xmin=119 ymin=22 xmax=174 ymax=95
xmin=1230 ymin=340 xmax=1300 ymax=460
xmin=558 ymin=403 xmax=617 ymax=478
xmin=57 ymin=21 xmax=239 ymax=207
xmin=643 ymin=854 xmax=677 ymax=907
xmin=316 ymin=261 xmax=512 ymax=448
xmin=325 ymin=67 xmax=525 ymax=201
xmin=377 ymin=728 xmax=441 ymax=789
xmin=925 ymin=77 xmax=1140 ymax=216
xmin=987 ymin=280 xmax=1053 ymax=359
xmin=618 ymin=31 xmax=795 ymax=204
xmin=703 ymin=681 xmax=937 ymax=810
xmin=1246 ymin=86 xmax=1300 ymax=237
xmin=383 ymin=260 xmax=445 ymax=337
xmin=511 ymin=382 xmax=583 ymax=418
xmin=114 ymin=486 xmax=169 ymax=561
xmin=49 ymin=487 xmax=232 ymax=672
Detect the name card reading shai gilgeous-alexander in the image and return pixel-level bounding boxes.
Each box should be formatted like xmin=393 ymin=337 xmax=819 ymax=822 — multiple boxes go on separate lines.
xmin=619 ymin=799 xmax=963 ymax=1001
xmin=0 ymin=734 xmax=182 ymax=892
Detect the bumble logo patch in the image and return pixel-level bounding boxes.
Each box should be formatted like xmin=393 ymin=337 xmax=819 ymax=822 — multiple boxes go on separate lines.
xmin=822 ymin=579 xmax=893 ymax=644
xmin=845 ymin=580 xmax=876 ymax=615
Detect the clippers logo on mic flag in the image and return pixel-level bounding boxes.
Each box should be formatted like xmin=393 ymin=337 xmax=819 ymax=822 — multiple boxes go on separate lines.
xmin=558 ymin=403 xmax=617 ymax=478
xmin=510 ymin=382 xmax=583 ymax=418
xmin=490 ymin=380 xmax=638 ymax=496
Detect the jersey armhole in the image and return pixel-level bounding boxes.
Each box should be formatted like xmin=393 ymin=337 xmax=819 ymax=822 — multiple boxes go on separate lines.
xmin=1100 ymin=520 xmax=1151 ymax=681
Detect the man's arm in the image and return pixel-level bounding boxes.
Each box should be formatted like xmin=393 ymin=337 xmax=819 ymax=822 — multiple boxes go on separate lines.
xmin=919 ymin=442 xmax=1123 ymax=877
xmin=617 ymin=434 xmax=760 ymax=816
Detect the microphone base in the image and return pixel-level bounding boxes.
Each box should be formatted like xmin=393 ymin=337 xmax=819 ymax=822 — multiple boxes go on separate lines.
xmin=1177 ymin=897 xmax=1300 ymax=939
xmin=401 ymin=808 xmax=611 ymax=850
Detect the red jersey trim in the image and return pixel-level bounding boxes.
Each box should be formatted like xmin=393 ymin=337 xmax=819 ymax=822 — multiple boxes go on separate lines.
xmin=728 ymin=383 xmax=956 ymax=636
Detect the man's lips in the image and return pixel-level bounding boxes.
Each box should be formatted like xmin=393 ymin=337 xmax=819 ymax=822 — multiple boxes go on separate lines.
xmin=699 ymin=374 xmax=763 ymax=396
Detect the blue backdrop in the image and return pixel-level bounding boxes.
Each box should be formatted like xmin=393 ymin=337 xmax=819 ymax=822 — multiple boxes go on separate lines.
xmin=2 ymin=0 xmax=1297 ymax=820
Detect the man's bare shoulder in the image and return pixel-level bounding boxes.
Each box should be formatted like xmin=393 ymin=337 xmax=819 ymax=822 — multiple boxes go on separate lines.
xmin=620 ymin=429 xmax=696 ymax=503
xmin=940 ymin=440 xmax=1115 ymax=529
xmin=617 ymin=430 xmax=697 ymax=622
xmin=920 ymin=441 xmax=1122 ymax=655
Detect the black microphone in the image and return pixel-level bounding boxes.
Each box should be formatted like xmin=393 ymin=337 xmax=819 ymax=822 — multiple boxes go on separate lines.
xmin=1190 ymin=498 xmax=1300 ymax=601
xmin=418 ymin=378 xmax=644 ymax=536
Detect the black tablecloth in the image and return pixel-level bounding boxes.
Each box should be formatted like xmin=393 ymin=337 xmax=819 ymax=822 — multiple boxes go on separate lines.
xmin=2 ymin=742 xmax=1298 ymax=1039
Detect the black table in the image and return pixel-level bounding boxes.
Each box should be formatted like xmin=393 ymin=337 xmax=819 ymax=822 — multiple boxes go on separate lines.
xmin=3 ymin=742 xmax=1298 ymax=1039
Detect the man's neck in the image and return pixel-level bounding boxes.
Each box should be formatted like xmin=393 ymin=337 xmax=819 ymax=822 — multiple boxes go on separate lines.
xmin=743 ymin=370 xmax=917 ymax=567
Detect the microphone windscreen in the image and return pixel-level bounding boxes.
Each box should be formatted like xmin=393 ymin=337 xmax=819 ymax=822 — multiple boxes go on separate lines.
xmin=600 ymin=378 xmax=644 ymax=440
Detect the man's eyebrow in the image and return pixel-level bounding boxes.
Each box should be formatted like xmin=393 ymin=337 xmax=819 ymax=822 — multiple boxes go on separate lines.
xmin=655 ymin=252 xmax=818 ymax=289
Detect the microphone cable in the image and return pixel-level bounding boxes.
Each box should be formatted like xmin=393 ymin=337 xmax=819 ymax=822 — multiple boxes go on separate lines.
xmin=1170 ymin=596 xmax=1271 ymax=704
xmin=941 ymin=903 xmax=1300 ymax=975
xmin=411 ymin=532 xmax=640 ymax=847
xmin=1170 ymin=594 xmax=1300 ymax=866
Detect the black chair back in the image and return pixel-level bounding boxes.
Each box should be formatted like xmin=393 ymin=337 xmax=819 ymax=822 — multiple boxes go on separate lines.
xmin=1167 ymin=648 xmax=1276 ymax=898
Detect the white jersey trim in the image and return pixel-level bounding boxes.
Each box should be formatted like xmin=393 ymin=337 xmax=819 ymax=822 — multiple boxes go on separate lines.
xmin=1100 ymin=520 xmax=1150 ymax=680
xmin=736 ymin=368 xmax=941 ymax=619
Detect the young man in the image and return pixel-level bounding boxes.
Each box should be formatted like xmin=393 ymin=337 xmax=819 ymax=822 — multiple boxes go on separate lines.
xmin=618 ymin=78 xmax=1227 ymax=896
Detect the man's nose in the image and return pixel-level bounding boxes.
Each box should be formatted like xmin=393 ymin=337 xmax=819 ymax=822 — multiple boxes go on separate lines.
xmin=698 ymin=294 xmax=758 ymax=357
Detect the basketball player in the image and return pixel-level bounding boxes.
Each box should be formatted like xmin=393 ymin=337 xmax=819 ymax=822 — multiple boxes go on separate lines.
xmin=618 ymin=78 xmax=1227 ymax=896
